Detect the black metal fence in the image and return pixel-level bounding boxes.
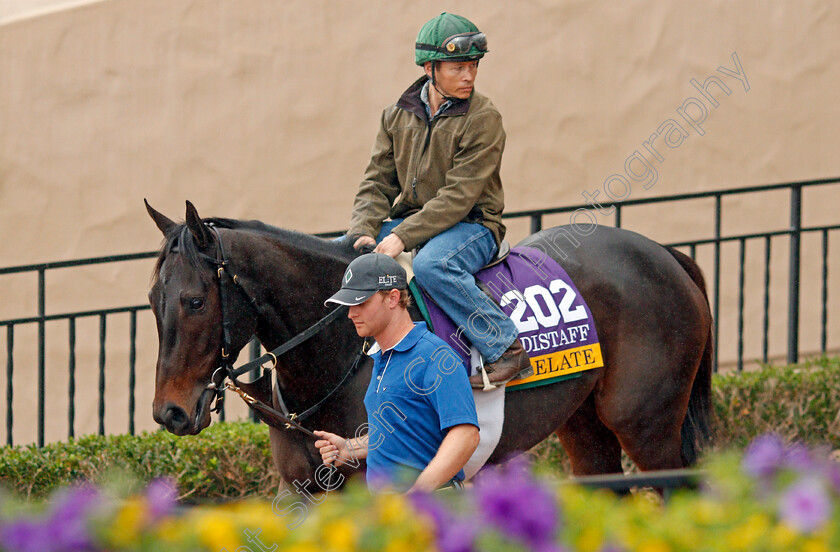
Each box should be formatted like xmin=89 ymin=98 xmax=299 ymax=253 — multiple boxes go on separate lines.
xmin=1 ymin=177 xmax=838 ymax=446
xmin=509 ymin=176 xmax=839 ymax=371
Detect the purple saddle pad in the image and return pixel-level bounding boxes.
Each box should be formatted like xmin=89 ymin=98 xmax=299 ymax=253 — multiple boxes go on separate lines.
xmin=420 ymin=246 xmax=604 ymax=390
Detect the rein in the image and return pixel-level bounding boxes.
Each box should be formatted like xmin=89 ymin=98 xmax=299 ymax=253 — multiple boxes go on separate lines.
xmin=197 ymin=224 xmax=364 ymax=439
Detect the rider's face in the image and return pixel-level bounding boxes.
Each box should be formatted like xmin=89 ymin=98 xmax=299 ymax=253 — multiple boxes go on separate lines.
xmin=425 ymin=60 xmax=478 ymax=100
xmin=347 ymin=290 xmax=399 ymax=338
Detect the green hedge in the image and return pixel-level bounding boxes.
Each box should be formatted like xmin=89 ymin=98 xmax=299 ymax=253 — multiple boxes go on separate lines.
xmin=0 ymin=420 xmax=280 ymax=501
xmin=2 ymin=357 xmax=838 ymax=500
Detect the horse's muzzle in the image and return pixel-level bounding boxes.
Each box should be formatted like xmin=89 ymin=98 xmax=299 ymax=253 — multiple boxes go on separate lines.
xmin=159 ymin=403 xmax=193 ymax=435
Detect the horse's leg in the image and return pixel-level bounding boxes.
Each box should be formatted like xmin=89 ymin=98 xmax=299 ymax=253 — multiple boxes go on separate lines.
xmin=555 ymin=393 xmax=623 ymax=475
xmin=488 ymin=369 xmax=600 ymax=464
xmin=596 ymin=348 xmax=701 ymax=471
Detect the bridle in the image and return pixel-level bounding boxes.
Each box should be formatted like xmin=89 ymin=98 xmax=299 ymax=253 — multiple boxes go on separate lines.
xmin=193 ymin=223 xmax=366 ymax=439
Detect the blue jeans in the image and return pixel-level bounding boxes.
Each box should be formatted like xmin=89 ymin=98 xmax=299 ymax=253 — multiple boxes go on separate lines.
xmin=378 ymin=220 xmax=519 ymax=363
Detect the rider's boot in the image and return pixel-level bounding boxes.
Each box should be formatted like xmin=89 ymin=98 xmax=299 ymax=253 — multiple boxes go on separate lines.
xmin=469 ymin=338 xmax=533 ymax=389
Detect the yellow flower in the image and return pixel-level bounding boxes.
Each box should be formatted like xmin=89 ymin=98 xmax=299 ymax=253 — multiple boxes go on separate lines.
xmin=576 ymin=525 xmax=605 ymax=552
xmin=377 ymin=493 xmax=409 ymax=525
xmin=154 ymin=518 xmax=184 ymax=544
xmin=231 ymin=501 xmax=289 ymax=544
xmin=384 ymin=538 xmax=419 ymax=552
xmin=322 ymin=518 xmax=359 ymax=550
xmin=283 ymin=544 xmax=321 ymax=552
xmin=193 ymin=509 xmax=240 ymax=551
xmin=770 ymin=522 xmax=798 ymax=549
xmin=725 ymin=513 xmax=769 ymax=550
xmin=801 ymin=538 xmax=830 ymax=552
xmin=637 ymin=539 xmax=670 ymax=552
xmin=108 ymin=498 xmax=146 ymax=547
xmin=693 ymin=497 xmax=724 ymax=525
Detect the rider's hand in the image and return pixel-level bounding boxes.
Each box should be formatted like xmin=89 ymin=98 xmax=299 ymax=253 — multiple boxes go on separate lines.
xmin=374 ymin=233 xmax=405 ymax=258
xmin=314 ymin=430 xmax=350 ymax=466
xmin=353 ymin=235 xmax=376 ymax=251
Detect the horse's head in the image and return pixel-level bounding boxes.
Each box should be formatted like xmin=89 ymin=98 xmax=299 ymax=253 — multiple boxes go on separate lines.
xmin=146 ymin=200 xmax=257 ymax=435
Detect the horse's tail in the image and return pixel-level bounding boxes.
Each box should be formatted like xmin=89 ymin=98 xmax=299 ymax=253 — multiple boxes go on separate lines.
xmin=666 ymin=247 xmax=715 ymax=466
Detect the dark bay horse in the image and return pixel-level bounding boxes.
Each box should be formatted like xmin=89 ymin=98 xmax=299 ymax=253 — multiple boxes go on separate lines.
xmin=146 ymin=200 xmax=713 ymax=487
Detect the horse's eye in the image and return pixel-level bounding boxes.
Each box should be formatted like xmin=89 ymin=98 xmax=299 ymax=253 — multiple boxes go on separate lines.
xmin=189 ymin=298 xmax=205 ymax=311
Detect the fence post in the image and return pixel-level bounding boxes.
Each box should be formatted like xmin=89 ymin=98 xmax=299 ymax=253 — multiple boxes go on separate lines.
xmin=6 ymin=326 xmax=13 ymax=446
xmin=787 ymin=185 xmax=802 ymax=365
xmin=713 ymin=195 xmax=721 ymax=372
xmin=38 ymin=268 xmax=45 ymax=447
xmin=530 ymin=214 xmax=542 ymax=234
xmin=99 ymin=314 xmax=107 ymax=436
xmin=68 ymin=317 xmax=75 ymax=439
xmin=129 ymin=310 xmax=137 ymax=436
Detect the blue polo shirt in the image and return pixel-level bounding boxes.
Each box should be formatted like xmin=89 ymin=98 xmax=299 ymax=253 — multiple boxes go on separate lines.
xmin=363 ymin=322 xmax=478 ymax=491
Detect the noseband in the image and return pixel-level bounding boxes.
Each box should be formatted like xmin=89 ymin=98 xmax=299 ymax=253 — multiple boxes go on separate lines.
xmin=194 ymin=223 xmax=365 ymax=438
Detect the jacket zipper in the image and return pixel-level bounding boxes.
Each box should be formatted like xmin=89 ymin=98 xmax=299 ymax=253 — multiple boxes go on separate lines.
xmin=411 ymin=118 xmax=436 ymax=200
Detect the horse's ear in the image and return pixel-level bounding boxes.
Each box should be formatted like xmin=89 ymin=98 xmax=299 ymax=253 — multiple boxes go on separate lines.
xmin=185 ymin=200 xmax=210 ymax=248
xmin=145 ymin=199 xmax=176 ymax=235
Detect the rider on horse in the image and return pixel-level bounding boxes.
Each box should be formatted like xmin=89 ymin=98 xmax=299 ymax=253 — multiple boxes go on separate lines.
xmin=346 ymin=12 xmax=532 ymax=388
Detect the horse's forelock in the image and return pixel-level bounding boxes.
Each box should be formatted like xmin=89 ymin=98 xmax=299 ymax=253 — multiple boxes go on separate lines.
xmin=152 ymin=224 xmax=216 ymax=286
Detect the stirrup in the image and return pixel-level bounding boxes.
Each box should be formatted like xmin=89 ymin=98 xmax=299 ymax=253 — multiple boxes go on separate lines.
xmin=473 ymin=351 xmax=497 ymax=392
xmin=478 ymin=364 xmax=497 ymax=391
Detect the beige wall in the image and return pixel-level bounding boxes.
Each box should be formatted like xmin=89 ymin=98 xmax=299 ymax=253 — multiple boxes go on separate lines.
xmin=1 ymin=0 xmax=839 ymax=444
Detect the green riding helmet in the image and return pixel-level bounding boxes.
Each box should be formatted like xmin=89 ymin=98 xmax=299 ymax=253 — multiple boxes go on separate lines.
xmin=415 ymin=12 xmax=488 ymax=66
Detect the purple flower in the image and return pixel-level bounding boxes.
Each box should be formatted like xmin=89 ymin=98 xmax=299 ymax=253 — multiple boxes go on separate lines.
xmin=409 ymin=492 xmax=450 ymax=534
xmin=0 ymin=484 xmax=105 ymax=552
xmin=409 ymin=492 xmax=478 ymax=552
xmin=437 ymin=519 xmax=479 ymax=552
xmin=46 ymin=484 xmax=102 ymax=551
xmin=742 ymin=434 xmax=786 ymax=478
xmin=778 ymin=478 xmax=831 ymax=533
xmin=145 ymin=478 xmax=178 ymax=521
xmin=474 ymin=458 xmax=560 ymax=548
xmin=824 ymin=462 xmax=840 ymax=494
xmin=0 ymin=519 xmax=53 ymax=552
xmin=783 ymin=444 xmax=816 ymax=473
xmin=535 ymin=544 xmax=569 ymax=552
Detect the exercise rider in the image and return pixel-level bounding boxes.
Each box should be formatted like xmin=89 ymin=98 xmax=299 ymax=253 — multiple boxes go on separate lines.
xmin=346 ymin=12 xmax=532 ymax=388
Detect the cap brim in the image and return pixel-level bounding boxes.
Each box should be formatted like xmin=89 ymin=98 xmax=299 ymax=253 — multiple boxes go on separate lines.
xmin=324 ymin=288 xmax=377 ymax=307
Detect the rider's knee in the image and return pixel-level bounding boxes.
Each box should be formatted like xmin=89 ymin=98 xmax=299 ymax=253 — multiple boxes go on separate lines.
xmin=411 ymin=252 xmax=441 ymax=285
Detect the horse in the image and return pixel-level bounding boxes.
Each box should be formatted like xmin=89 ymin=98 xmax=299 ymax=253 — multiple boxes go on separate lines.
xmin=146 ymin=200 xmax=713 ymax=488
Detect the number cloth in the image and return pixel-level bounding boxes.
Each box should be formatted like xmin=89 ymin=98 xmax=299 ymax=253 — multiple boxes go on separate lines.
xmin=422 ymin=246 xmax=604 ymax=390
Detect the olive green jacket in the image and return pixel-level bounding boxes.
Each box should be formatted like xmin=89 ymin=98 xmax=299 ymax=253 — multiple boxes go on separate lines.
xmin=347 ymin=76 xmax=506 ymax=251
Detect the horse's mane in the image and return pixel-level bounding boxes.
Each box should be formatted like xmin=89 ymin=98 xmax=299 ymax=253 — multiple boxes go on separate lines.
xmin=152 ymin=217 xmax=358 ymax=283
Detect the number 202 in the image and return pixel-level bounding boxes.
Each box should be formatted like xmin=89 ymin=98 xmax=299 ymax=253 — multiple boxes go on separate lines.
xmin=499 ymin=279 xmax=587 ymax=332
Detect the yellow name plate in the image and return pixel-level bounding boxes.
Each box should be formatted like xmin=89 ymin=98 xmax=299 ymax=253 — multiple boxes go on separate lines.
xmin=507 ymin=343 xmax=604 ymax=388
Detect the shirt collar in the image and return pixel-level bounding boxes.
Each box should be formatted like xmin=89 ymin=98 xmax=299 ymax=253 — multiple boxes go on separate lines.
xmin=420 ymin=81 xmax=454 ymax=121
xmin=369 ymin=322 xmax=429 ymax=356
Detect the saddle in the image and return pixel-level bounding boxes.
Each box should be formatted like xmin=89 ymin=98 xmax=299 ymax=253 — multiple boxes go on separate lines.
xmin=399 ymin=244 xmax=604 ymax=392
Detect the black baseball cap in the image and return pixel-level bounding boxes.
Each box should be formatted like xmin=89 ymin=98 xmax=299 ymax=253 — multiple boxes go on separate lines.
xmin=325 ymin=253 xmax=408 ymax=306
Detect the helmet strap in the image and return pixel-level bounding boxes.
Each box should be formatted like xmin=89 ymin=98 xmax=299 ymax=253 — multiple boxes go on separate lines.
xmin=430 ymin=60 xmax=460 ymax=104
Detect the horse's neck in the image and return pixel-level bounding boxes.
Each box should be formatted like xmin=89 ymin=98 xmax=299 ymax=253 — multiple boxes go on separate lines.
xmin=233 ymin=230 xmax=359 ymax=404
xmin=235 ymin=231 xmax=346 ymax=339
